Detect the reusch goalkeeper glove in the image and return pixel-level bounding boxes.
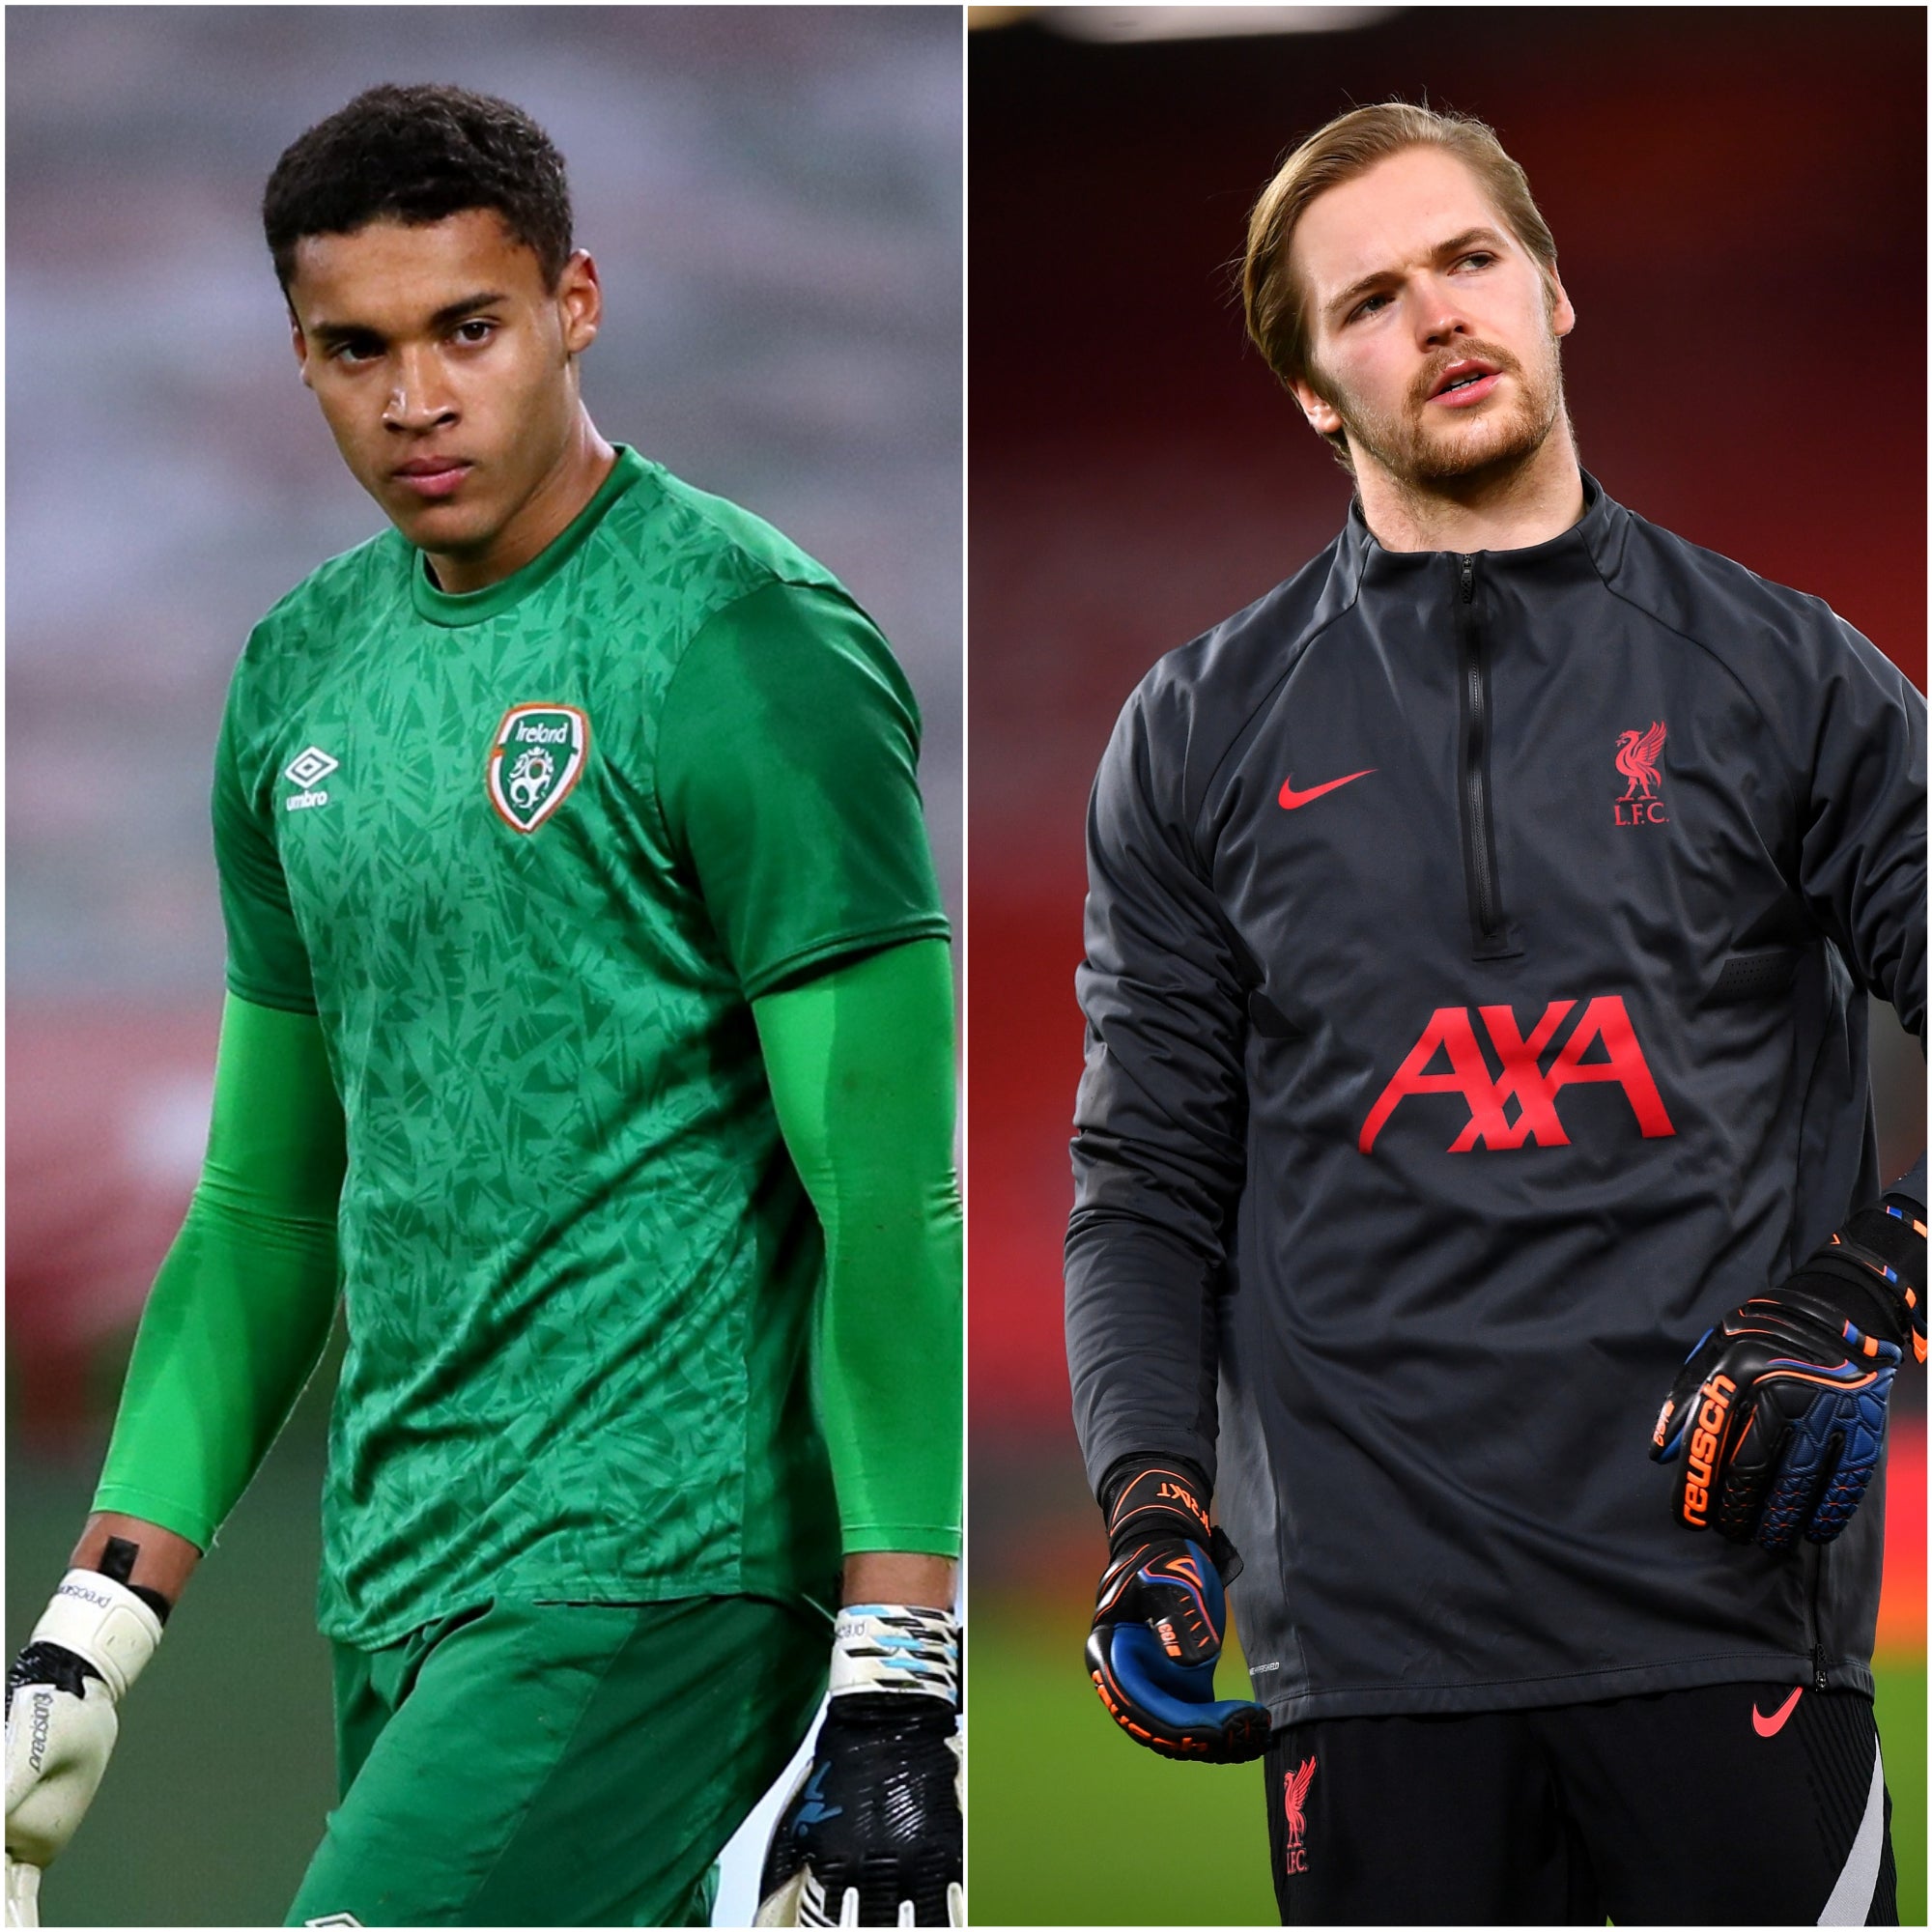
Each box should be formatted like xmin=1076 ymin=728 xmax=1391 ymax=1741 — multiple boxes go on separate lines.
xmin=1085 ymin=1457 xmax=1270 ymax=1764
xmin=1651 ymin=1194 xmax=1926 ymax=1550
xmin=755 ymin=1605 xmax=962 ymax=1928
xmin=6 ymin=1569 xmax=166 ymax=1918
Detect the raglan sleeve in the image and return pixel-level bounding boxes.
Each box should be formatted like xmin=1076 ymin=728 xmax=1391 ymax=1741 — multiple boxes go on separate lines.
xmin=655 ymin=581 xmax=951 ymax=997
xmin=659 ymin=579 xmax=959 ymax=1558
xmin=213 ymin=652 xmax=319 ymax=1014
xmin=1789 ymin=613 xmax=1926 ymax=1047
xmin=1065 ymin=672 xmax=1251 ymax=1498
xmin=90 ymin=653 xmax=343 ymax=1545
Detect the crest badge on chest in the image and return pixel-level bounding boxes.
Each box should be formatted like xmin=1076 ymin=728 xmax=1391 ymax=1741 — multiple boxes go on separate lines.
xmin=488 ymin=703 xmax=590 ymax=834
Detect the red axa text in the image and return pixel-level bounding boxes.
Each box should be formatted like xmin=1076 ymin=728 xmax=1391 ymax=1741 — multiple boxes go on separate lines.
xmin=1359 ymin=995 xmax=1676 ymax=1153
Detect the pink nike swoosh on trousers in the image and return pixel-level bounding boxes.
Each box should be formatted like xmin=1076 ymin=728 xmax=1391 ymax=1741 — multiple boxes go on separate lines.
xmin=1278 ymin=768 xmax=1376 ymax=810
xmin=1752 ymin=1688 xmax=1803 ymax=1737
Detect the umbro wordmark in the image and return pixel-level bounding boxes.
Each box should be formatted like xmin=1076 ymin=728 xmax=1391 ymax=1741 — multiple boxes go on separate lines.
xmin=284 ymin=745 xmax=338 ymax=811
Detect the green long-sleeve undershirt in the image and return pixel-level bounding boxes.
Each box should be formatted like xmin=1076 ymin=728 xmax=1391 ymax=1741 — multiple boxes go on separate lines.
xmin=753 ymin=937 xmax=962 ymax=1556
xmin=94 ymin=938 xmax=962 ymax=1561
xmin=94 ymin=996 xmax=345 ymax=1548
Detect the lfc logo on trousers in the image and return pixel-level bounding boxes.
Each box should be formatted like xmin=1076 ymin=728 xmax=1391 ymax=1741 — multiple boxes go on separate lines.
xmin=1283 ymin=1755 xmax=1317 ymax=1876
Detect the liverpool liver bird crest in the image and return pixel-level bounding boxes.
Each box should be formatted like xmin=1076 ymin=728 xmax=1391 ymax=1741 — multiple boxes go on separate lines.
xmin=1282 ymin=1755 xmax=1317 ymax=1848
xmin=1614 ymin=720 xmax=1667 ymax=800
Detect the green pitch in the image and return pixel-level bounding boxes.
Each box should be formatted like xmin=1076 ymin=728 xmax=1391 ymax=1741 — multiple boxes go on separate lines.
xmin=1878 ymin=1660 xmax=1927 ymax=1924
xmin=971 ymin=1597 xmax=1926 ymax=1925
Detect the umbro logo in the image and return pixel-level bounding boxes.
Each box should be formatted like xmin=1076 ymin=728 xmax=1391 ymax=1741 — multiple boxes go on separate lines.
xmin=284 ymin=745 xmax=338 ymax=812
xmin=285 ymin=746 xmax=338 ymax=787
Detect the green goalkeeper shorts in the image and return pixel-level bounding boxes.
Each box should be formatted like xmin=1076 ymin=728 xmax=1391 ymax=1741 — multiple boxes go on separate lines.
xmin=283 ymin=1594 xmax=828 ymax=1927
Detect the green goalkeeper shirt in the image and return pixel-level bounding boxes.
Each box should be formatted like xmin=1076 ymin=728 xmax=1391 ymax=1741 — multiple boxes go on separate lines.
xmin=207 ymin=447 xmax=950 ymax=1647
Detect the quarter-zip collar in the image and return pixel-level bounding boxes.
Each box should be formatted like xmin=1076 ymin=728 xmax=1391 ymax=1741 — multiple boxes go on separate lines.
xmin=1324 ymin=473 xmax=1623 ymax=966
xmin=1337 ymin=468 xmax=1621 ymax=599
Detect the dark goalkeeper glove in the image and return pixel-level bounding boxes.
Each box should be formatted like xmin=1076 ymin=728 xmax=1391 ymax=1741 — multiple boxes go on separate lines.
xmin=1651 ymin=1195 xmax=1926 ymax=1551
xmin=756 ymin=1605 xmax=961 ymax=1928
xmin=1085 ymin=1457 xmax=1270 ymax=1764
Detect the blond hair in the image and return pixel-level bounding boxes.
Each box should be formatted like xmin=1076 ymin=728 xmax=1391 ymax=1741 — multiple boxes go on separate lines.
xmin=1242 ymin=103 xmax=1561 ymax=461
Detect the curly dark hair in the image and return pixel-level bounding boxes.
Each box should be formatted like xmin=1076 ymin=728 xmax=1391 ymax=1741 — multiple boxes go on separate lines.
xmin=263 ymin=83 xmax=573 ymax=293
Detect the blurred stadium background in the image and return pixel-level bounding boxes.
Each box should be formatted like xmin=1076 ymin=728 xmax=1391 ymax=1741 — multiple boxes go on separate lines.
xmin=5 ymin=8 xmax=959 ymax=1924
xmin=967 ymin=6 xmax=1925 ymax=1923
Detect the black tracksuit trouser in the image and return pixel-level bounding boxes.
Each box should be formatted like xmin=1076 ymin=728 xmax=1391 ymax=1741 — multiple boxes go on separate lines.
xmin=1264 ymin=1683 xmax=1895 ymax=1925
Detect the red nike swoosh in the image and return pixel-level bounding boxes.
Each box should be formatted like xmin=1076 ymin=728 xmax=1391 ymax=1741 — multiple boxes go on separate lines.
xmin=1752 ymin=1688 xmax=1803 ymax=1737
xmin=1278 ymin=768 xmax=1376 ymax=810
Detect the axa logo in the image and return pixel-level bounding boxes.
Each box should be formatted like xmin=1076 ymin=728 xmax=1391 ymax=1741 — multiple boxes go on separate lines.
xmin=1359 ymin=995 xmax=1676 ymax=1152
xmin=1282 ymin=1756 xmax=1317 ymax=1876
xmin=1613 ymin=720 xmax=1668 ymax=827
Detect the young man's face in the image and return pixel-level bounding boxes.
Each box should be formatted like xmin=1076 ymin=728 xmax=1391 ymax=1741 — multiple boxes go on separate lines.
xmin=1287 ymin=146 xmax=1575 ymax=491
xmin=287 ymin=209 xmax=599 ymax=567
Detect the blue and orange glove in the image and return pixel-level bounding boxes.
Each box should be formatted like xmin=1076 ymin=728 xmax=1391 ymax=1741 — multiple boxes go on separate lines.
xmin=1651 ymin=1193 xmax=1925 ymax=1551
xmin=1085 ymin=1457 xmax=1270 ymax=1763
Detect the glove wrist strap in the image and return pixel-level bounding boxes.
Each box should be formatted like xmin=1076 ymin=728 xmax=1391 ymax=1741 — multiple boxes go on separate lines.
xmin=1805 ymin=1200 xmax=1928 ymax=1354
xmin=831 ymin=1605 xmax=958 ymax=1706
xmin=1100 ymin=1458 xmax=1245 ymax=1585
xmin=1839 ymin=1198 xmax=1928 ymax=1337
xmin=1103 ymin=1459 xmax=1212 ymax=1549
xmin=31 ymin=1571 xmax=163 ymax=1702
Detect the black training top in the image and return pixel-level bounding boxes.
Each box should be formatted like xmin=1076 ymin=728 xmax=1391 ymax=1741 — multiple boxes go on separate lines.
xmin=1065 ymin=471 xmax=1926 ymax=1726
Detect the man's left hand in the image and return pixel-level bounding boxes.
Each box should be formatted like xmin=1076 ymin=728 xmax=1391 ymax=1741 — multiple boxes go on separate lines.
xmin=756 ymin=1606 xmax=961 ymax=1928
xmin=1651 ymin=1198 xmax=1924 ymax=1550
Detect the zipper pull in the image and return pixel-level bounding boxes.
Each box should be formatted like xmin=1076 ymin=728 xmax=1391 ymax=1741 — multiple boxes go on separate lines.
xmin=1459 ymin=554 xmax=1474 ymax=602
xmin=1812 ymin=1642 xmax=1828 ymax=1692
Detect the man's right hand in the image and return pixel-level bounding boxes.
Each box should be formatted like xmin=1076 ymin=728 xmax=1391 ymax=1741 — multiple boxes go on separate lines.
xmin=1085 ymin=1459 xmax=1271 ymax=1764
xmin=5 ymin=1573 xmax=163 ymax=1890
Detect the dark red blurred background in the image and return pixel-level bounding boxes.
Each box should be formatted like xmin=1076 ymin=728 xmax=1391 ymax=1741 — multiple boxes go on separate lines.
xmin=969 ymin=5 xmax=1926 ymax=1556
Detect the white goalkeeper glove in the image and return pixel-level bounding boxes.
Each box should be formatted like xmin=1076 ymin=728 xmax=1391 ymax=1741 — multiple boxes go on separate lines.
xmin=5 ymin=1571 xmax=164 ymax=1918
xmin=4 ymin=1858 xmax=39 ymax=1931
xmin=756 ymin=1605 xmax=963 ymax=1928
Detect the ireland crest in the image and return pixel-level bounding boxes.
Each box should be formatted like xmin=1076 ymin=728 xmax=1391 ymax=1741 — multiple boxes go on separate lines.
xmin=488 ymin=703 xmax=589 ymax=833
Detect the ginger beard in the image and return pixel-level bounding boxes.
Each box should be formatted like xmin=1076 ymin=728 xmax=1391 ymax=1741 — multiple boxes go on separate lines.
xmin=1309 ymin=300 xmax=1568 ymax=496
